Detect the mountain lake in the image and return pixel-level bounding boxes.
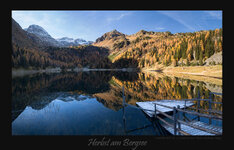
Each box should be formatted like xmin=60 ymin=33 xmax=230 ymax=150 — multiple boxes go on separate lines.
xmin=12 ymin=71 xmax=222 ymax=135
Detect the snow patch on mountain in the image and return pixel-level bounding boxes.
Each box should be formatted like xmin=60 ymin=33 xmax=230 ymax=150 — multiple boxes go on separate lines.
xmin=24 ymin=24 xmax=93 ymax=47
xmin=57 ymin=37 xmax=75 ymax=43
xmin=25 ymin=25 xmax=60 ymax=47
xmin=26 ymin=25 xmax=50 ymax=37
xmin=56 ymin=37 xmax=93 ymax=47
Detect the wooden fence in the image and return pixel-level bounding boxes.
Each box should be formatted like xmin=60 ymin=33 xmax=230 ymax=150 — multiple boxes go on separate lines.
xmin=151 ymin=92 xmax=222 ymax=135
xmin=121 ymin=86 xmax=222 ymax=135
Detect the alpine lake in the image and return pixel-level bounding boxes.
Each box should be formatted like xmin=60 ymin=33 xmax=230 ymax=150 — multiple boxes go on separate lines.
xmin=12 ymin=70 xmax=222 ymax=135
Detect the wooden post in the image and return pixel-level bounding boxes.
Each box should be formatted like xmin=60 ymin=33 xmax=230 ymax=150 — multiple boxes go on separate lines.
xmin=173 ymin=106 xmax=177 ymax=135
xmin=209 ymin=92 xmax=212 ymax=124
xmin=183 ymin=100 xmax=186 ymax=121
xmin=197 ymin=90 xmax=200 ymax=121
xmin=209 ymin=92 xmax=212 ymax=109
xmin=154 ymin=103 xmax=157 ymax=119
xmin=197 ymin=90 xmax=200 ymax=100
xmin=177 ymin=105 xmax=181 ymax=135
xmin=122 ymin=104 xmax=126 ymax=135
xmin=197 ymin=90 xmax=200 ymax=112
xmin=122 ymin=86 xmax=125 ymax=106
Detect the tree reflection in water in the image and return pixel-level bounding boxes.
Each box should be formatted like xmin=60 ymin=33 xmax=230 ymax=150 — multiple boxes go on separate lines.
xmin=12 ymin=71 xmax=222 ymax=123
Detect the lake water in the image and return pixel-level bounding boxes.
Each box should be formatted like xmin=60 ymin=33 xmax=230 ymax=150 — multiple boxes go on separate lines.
xmin=11 ymin=71 xmax=222 ymax=135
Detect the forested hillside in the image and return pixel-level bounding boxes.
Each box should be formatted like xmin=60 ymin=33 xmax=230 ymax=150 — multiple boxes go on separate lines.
xmin=12 ymin=44 xmax=113 ymax=69
xmin=12 ymin=17 xmax=222 ymax=70
xmin=94 ymin=29 xmax=223 ymax=68
xmin=12 ymin=18 xmax=112 ymax=69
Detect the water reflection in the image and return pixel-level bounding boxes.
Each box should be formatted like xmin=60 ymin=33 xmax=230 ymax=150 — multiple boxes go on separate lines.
xmin=12 ymin=71 xmax=222 ymax=135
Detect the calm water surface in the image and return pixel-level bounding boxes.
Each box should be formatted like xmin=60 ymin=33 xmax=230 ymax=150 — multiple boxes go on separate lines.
xmin=12 ymin=71 xmax=222 ymax=135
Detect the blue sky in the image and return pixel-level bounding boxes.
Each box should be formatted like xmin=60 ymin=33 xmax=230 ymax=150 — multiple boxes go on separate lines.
xmin=12 ymin=10 xmax=222 ymax=41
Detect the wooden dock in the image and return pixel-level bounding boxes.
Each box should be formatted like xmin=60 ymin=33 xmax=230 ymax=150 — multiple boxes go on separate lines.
xmin=121 ymin=86 xmax=222 ymax=136
xmin=136 ymin=100 xmax=194 ymax=117
xmin=162 ymin=120 xmax=222 ymax=135
xmin=135 ymin=95 xmax=222 ymax=136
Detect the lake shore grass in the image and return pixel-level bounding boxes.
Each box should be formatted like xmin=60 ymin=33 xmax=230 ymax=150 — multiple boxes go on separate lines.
xmin=12 ymin=65 xmax=222 ymax=86
xmin=143 ymin=65 xmax=222 ymax=85
xmin=162 ymin=65 xmax=222 ymax=78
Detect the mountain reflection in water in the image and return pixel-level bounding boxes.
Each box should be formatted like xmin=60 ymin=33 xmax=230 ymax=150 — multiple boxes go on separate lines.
xmin=12 ymin=71 xmax=222 ymax=135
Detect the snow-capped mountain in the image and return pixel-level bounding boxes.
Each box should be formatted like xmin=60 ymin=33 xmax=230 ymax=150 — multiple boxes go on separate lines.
xmin=24 ymin=25 xmax=61 ymax=47
xmin=57 ymin=37 xmax=75 ymax=43
xmin=12 ymin=18 xmax=44 ymax=49
xmin=56 ymin=37 xmax=93 ymax=47
xmin=24 ymin=24 xmax=93 ymax=47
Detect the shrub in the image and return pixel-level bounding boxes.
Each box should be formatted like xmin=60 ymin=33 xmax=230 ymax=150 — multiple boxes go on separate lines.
xmin=113 ymin=41 xmax=125 ymax=49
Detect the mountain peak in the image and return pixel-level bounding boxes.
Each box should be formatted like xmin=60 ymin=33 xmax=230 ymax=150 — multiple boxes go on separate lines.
xmin=28 ymin=24 xmax=44 ymax=29
xmin=95 ymin=29 xmax=125 ymax=43
xmin=135 ymin=29 xmax=150 ymax=35
xmin=110 ymin=29 xmax=118 ymax=33
xmin=25 ymin=24 xmax=60 ymax=47
xmin=12 ymin=18 xmax=42 ymax=49
xmin=109 ymin=29 xmax=123 ymax=35
xmin=26 ymin=24 xmax=50 ymax=37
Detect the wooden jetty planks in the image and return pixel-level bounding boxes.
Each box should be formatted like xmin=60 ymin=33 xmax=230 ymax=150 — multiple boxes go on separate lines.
xmin=162 ymin=122 xmax=214 ymax=135
xmin=161 ymin=120 xmax=222 ymax=135
xmin=136 ymin=100 xmax=222 ymax=136
xmin=136 ymin=100 xmax=194 ymax=117
xmin=189 ymin=120 xmax=222 ymax=133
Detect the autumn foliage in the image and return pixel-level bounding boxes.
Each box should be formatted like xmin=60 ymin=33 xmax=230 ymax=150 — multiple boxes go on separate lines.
xmin=110 ymin=29 xmax=222 ymax=68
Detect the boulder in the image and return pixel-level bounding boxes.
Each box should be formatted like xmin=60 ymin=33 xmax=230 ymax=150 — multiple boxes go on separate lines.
xmin=204 ymin=52 xmax=222 ymax=65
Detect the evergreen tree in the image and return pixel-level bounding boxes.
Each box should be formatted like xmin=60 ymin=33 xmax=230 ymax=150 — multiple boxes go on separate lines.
xmin=199 ymin=51 xmax=203 ymax=66
xmin=195 ymin=45 xmax=200 ymax=60
xmin=186 ymin=58 xmax=189 ymax=66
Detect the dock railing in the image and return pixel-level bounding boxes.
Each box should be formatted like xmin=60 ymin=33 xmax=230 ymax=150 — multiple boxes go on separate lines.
xmin=150 ymin=92 xmax=222 ymax=135
xmin=121 ymin=85 xmax=222 ymax=135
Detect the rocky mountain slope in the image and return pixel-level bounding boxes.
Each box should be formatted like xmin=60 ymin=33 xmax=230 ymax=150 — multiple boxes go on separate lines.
xmin=24 ymin=24 xmax=93 ymax=47
xmin=93 ymin=28 xmax=223 ymax=68
xmin=12 ymin=18 xmax=111 ymax=69
xmin=56 ymin=37 xmax=93 ymax=47
xmin=24 ymin=25 xmax=61 ymax=47
xmin=204 ymin=51 xmax=222 ymax=65
xmin=12 ymin=18 xmax=223 ymax=70
xmin=93 ymin=29 xmax=127 ymax=52
xmin=12 ymin=18 xmax=45 ymax=49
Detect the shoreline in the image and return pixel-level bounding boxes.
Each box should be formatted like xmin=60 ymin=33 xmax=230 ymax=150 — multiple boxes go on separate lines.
xmin=11 ymin=68 xmax=139 ymax=77
xmin=12 ymin=65 xmax=222 ymax=86
xmin=143 ymin=65 xmax=222 ymax=86
xmin=143 ymin=65 xmax=222 ymax=78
